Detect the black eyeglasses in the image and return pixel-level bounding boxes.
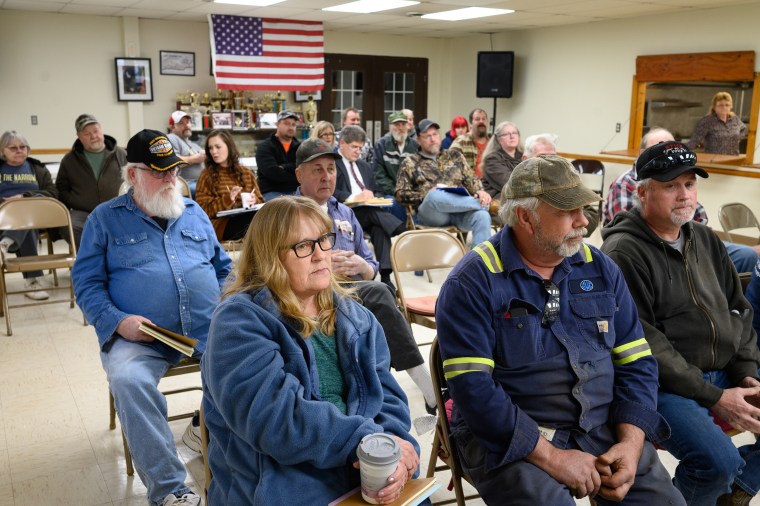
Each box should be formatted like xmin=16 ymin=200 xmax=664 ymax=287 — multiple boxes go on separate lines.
xmin=542 ymin=280 xmax=560 ymax=327
xmin=289 ymin=232 xmax=336 ymax=258
xmin=640 ymin=152 xmax=697 ymax=172
xmin=136 ymin=166 xmax=180 ymax=180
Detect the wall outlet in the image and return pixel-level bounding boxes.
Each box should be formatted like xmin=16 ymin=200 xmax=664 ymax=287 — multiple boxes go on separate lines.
xmin=615 ymin=122 xmax=621 ymax=133
xmin=31 ymin=115 xmax=38 ymax=125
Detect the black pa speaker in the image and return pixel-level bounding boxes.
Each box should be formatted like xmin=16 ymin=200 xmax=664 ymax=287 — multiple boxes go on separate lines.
xmin=476 ymin=51 xmax=514 ymax=98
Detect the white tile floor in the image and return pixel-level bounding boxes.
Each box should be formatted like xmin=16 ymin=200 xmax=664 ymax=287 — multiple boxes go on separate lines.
xmin=0 ymin=234 xmax=757 ymax=505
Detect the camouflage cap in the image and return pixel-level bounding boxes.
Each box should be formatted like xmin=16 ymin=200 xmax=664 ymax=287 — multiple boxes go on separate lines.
xmin=504 ymin=154 xmax=601 ymax=210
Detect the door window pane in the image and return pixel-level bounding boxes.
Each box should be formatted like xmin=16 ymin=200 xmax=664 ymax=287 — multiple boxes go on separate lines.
xmin=331 ymin=70 xmax=364 ymax=129
xmin=383 ymin=72 xmax=415 ymax=130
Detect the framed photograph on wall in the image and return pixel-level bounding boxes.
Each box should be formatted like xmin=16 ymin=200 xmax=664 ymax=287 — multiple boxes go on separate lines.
xmin=115 ymin=57 xmax=153 ymax=102
xmin=294 ymin=91 xmax=322 ymax=102
xmin=160 ymin=50 xmax=195 ymax=76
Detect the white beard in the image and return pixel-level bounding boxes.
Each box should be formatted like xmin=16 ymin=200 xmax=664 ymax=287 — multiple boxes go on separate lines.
xmin=392 ymin=130 xmax=407 ymax=145
xmin=133 ymin=180 xmax=185 ymax=219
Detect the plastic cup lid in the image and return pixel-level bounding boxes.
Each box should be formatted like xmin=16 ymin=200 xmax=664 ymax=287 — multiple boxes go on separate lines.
xmin=356 ymin=433 xmax=401 ymax=465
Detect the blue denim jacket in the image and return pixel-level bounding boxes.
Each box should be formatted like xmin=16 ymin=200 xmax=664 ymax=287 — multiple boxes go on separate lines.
xmin=72 ymin=192 xmax=231 ymax=361
xmin=437 ymin=228 xmax=667 ymax=474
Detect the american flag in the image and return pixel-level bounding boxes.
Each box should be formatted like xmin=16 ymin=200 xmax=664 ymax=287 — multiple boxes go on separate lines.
xmin=209 ymin=14 xmax=324 ymax=91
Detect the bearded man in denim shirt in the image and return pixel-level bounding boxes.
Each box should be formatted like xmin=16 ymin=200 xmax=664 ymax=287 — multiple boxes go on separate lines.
xmin=72 ymin=130 xmax=231 ymax=506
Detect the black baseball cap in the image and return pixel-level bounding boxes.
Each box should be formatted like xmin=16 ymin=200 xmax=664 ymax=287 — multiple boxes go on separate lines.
xmin=636 ymin=141 xmax=708 ymax=182
xmin=417 ymin=119 xmax=440 ymax=135
xmin=126 ymin=129 xmax=187 ymax=171
xmin=296 ymin=138 xmax=341 ymax=166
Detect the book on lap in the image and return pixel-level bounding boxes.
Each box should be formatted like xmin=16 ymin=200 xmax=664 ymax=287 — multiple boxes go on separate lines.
xmin=138 ymin=322 xmax=198 ymax=357
xmin=329 ymin=477 xmax=440 ymax=506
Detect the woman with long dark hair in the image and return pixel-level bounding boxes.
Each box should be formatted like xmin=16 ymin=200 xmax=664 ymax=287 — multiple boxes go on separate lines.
xmin=195 ymin=129 xmax=263 ymax=241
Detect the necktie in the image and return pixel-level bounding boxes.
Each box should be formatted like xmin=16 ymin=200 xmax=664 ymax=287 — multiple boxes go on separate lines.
xmin=350 ymin=162 xmax=365 ymax=191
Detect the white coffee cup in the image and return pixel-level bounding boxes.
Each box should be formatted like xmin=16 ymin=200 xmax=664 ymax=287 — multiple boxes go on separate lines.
xmin=356 ymin=433 xmax=401 ymax=504
xmin=241 ymin=192 xmax=252 ymax=209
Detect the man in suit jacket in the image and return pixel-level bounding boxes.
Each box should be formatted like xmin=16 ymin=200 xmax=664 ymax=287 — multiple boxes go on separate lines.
xmin=334 ymin=125 xmax=406 ymax=290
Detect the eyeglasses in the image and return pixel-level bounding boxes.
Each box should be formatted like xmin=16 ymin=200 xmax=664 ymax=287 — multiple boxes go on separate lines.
xmin=498 ymin=131 xmax=519 ymax=137
xmin=418 ymin=131 xmax=440 ymax=141
xmin=541 ymin=280 xmax=560 ymax=328
xmin=5 ymin=145 xmax=29 ymax=152
xmin=640 ymin=152 xmax=697 ymax=172
xmin=289 ymin=232 xmax=336 ymax=258
xmin=136 ymin=166 xmax=180 ymax=180
xmin=319 ymin=132 xmax=335 ymax=140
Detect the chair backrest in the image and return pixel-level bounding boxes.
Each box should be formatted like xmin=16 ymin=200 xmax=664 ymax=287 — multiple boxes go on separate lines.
xmin=0 ymin=197 xmax=72 ymax=231
xmin=177 ymin=176 xmax=191 ymax=198
xmin=391 ymin=229 xmax=467 ymax=273
xmin=719 ymin=203 xmax=760 ymax=243
xmin=429 ymin=337 xmax=478 ymax=505
xmin=571 ymin=159 xmax=606 ymax=195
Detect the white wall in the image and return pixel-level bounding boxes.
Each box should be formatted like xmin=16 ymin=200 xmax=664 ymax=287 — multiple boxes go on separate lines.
xmin=2 ymin=6 xmax=760 ymax=225
xmin=0 ymin=10 xmax=447 ymax=156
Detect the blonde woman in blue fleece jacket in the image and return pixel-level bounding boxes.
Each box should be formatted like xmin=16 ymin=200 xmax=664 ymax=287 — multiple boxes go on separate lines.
xmin=201 ymin=196 xmax=419 ymax=505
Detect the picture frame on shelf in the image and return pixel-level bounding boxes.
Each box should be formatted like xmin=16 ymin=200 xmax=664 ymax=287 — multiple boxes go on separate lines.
xmin=160 ymin=50 xmax=195 ymax=76
xmin=115 ymin=57 xmax=153 ymax=102
xmin=258 ymin=112 xmax=278 ymax=129
xmin=231 ymin=110 xmax=250 ymax=130
xmin=294 ymin=91 xmax=322 ymax=102
xmin=211 ymin=111 xmax=233 ymax=129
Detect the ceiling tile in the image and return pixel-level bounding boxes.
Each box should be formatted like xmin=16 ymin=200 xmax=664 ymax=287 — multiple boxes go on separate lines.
xmin=59 ymin=4 xmax=124 ymax=15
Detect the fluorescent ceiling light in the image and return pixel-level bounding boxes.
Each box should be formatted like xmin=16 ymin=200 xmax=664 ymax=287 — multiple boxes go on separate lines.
xmin=323 ymin=0 xmax=419 ymax=14
xmin=422 ymin=7 xmax=514 ymax=21
xmin=213 ymin=0 xmax=286 ymax=6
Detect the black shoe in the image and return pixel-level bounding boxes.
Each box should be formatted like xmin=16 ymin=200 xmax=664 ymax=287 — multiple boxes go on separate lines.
xmin=425 ymin=403 xmax=437 ymax=416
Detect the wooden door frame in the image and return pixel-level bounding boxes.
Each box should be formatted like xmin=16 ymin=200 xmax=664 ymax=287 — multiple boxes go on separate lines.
xmin=319 ymin=53 xmax=428 ymax=130
xmin=627 ymin=51 xmax=759 ymax=164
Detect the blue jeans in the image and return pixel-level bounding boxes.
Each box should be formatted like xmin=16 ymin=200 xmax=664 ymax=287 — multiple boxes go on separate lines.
xmin=657 ymin=369 xmax=760 ymax=505
xmin=724 ymin=241 xmax=758 ymax=274
xmin=417 ymin=190 xmax=491 ymax=247
xmin=101 ymin=339 xmax=193 ymax=505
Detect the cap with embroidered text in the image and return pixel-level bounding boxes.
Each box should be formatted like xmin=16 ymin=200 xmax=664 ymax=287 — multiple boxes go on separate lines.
xmin=126 ymin=129 xmax=187 ymax=172
xmin=635 ymin=141 xmax=709 ymax=182
xmin=504 ymin=154 xmax=601 ymax=210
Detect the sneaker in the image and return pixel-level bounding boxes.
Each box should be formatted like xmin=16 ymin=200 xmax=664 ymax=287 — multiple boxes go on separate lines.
xmin=24 ymin=278 xmax=49 ymax=300
xmin=182 ymin=419 xmax=202 ymax=453
xmin=162 ymin=492 xmax=201 ymax=506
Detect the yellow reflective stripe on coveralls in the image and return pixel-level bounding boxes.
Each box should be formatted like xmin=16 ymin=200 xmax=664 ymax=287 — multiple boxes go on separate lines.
xmin=443 ymin=357 xmax=495 ymax=380
xmin=612 ymin=337 xmax=652 ymax=365
xmin=473 ymin=241 xmax=503 ymax=274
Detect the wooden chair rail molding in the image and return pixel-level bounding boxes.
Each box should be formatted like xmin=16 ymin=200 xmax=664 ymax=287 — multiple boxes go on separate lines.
xmin=30 ymin=149 xmax=69 ymax=156
xmin=557 ymin=151 xmax=760 ymax=180
xmin=628 ymin=51 xmax=759 ymax=166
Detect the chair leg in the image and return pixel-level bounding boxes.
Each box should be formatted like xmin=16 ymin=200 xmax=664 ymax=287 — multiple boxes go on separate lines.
xmin=1 ymin=273 xmax=11 ymax=336
xmin=427 ymin=429 xmax=441 ymax=478
xmin=121 ymin=428 xmax=134 ymax=476
xmin=109 ymin=392 xmax=116 ymax=430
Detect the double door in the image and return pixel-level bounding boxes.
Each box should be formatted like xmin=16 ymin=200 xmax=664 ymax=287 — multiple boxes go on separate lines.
xmin=317 ymin=54 xmax=428 ymax=143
